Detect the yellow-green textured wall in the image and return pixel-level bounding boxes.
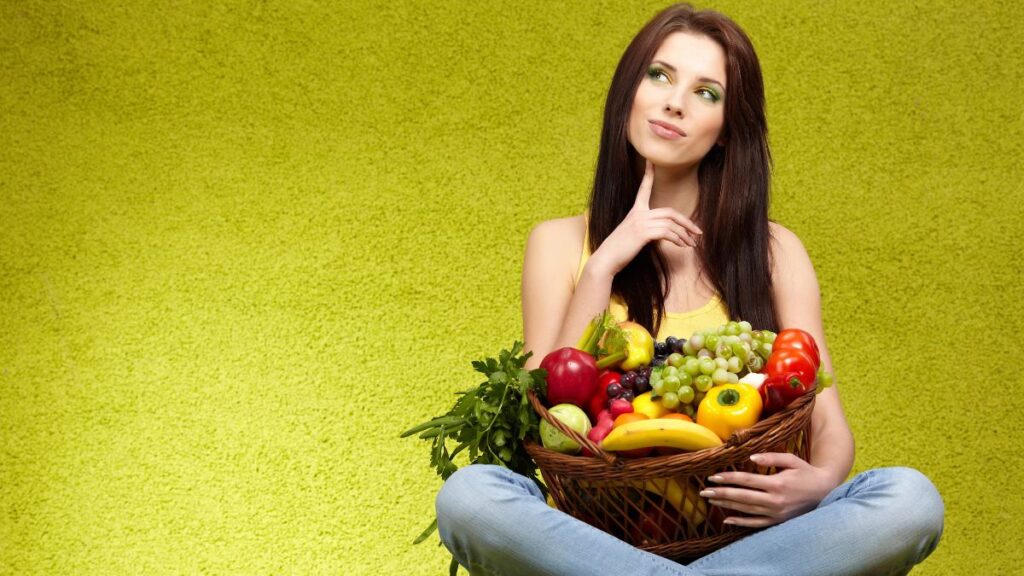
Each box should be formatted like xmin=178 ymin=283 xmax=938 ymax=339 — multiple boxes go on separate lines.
xmin=2 ymin=1 xmax=1022 ymax=574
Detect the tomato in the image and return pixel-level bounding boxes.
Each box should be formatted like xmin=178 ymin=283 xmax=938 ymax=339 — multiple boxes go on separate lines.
xmin=763 ymin=348 xmax=817 ymax=389
xmin=773 ymin=329 xmax=821 ymax=368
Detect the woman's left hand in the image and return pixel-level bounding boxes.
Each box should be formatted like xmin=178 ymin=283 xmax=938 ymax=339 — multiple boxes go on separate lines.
xmin=700 ymin=452 xmax=838 ymax=528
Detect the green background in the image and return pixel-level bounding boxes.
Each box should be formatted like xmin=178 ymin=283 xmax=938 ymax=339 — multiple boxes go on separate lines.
xmin=2 ymin=1 xmax=1021 ymax=574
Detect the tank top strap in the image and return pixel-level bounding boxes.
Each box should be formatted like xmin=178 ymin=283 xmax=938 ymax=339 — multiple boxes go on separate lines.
xmin=574 ymin=219 xmax=591 ymax=287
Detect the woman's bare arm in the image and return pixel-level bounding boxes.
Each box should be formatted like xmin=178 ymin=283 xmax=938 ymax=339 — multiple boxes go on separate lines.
xmin=699 ymin=223 xmax=856 ymax=528
xmin=769 ymin=222 xmax=855 ymax=485
xmin=521 ymin=216 xmax=614 ymax=370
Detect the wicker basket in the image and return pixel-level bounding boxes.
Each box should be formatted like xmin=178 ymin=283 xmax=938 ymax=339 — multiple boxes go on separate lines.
xmin=524 ymin=389 xmax=814 ymax=562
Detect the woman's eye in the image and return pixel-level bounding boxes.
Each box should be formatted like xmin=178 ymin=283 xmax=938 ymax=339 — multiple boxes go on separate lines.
xmin=698 ymin=87 xmax=721 ymax=102
xmin=646 ymin=67 xmax=669 ymax=82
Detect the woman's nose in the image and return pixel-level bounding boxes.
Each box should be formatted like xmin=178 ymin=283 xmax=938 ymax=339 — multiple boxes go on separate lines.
xmin=663 ymin=96 xmax=688 ymax=116
xmin=664 ymin=90 xmax=686 ymax=117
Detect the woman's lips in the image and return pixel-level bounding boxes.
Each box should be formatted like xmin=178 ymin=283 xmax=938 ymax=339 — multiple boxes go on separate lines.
xmin=649 ymin=120 xmax=685 ymax=140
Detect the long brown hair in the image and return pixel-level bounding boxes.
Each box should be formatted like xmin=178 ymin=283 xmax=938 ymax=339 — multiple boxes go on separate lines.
xmin=588 ymin=2 xmax=778 ymax=335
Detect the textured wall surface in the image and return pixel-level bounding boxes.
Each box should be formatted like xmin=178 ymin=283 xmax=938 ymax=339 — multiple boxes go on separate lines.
xmin=2 ymin=1 xmax=1022 ymax=574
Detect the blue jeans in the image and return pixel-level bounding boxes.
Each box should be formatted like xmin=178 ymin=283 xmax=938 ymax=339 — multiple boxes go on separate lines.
xmin=436 ymin=465 xmax=943 ymax=576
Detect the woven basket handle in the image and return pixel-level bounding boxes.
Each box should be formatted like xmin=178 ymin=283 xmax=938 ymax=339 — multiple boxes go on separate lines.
xmin=527 ymin=389 xmax=618 ymax=465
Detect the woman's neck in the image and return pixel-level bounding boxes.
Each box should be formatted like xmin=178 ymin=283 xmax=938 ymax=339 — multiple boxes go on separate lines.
xmin=649 ymin=163 xmax=700 ymax=220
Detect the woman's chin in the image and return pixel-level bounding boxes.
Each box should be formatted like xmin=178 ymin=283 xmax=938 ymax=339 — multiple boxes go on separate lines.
xmin=645 ymin=157 xmax=698 ymax=173
xmin=632 ymin=145 xmax=686 ymax=168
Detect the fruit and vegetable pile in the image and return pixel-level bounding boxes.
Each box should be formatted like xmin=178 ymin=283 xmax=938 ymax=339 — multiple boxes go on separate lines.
xmin=538 ymin=313 xmax=832 ymax=458
xmin=402 ymin=314 xmax=831 ymax=560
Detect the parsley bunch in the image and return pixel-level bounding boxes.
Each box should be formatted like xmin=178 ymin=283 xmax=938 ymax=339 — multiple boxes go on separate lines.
xmin=401 ymin=341 xmax=548 ymax=546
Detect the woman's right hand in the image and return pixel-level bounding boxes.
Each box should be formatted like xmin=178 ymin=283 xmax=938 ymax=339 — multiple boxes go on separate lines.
xmin=588 ymin=159 xmax=703 ymax=276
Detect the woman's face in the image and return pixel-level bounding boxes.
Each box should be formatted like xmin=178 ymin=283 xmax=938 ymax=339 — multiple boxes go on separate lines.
xmin=627 ymin=32 xmax=727 ymax=170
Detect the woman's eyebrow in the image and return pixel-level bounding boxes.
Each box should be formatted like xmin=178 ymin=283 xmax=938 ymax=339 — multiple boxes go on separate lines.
xmin=651 ymin=59 xmax=725 ymax=89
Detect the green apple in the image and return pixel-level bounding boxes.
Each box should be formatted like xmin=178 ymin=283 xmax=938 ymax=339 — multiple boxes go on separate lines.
xmin=540 ymin=403 xmax=592 ymax=454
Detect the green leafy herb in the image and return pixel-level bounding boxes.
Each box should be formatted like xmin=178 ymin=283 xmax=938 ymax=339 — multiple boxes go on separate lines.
xmin=400 ymin=341 xmax=548 ymax=552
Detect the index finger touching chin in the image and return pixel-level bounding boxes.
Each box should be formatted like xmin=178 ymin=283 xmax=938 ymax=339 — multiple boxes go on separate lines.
xmin=633 ymin=160 xmax=655 ymax=208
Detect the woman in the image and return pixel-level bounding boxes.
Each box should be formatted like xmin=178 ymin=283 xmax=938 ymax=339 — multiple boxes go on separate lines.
xmin=435 ymin=4 xmax=943 ymax=575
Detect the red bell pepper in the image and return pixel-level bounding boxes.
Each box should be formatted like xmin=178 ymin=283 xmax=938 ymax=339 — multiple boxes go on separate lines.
xmin=759 ymin=372 xmax=811 ymax=416
xmin=588 ymin=370 xmax=621 ymax=421
xmin=599 ymin=370 xmax=623 ymax=390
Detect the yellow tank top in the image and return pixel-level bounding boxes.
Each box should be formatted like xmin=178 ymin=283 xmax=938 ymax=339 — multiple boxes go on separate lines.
xmin=574 ymin=222 xmax=731 ymax=341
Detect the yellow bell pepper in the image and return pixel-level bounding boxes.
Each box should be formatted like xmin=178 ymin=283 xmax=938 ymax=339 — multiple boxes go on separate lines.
xmin=696 ymin=383 xmax=763 ymax=441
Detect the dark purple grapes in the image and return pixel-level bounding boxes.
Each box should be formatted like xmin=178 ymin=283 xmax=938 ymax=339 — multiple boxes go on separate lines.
xmin=620 ymin=390 xmax=635 ymax=402
xmin=672 ymin=338 xmax=687 ymax=354
xmin=654 ymin=341 xmax=669 ymax=357
xmin=664 ymin=337 xmax=679 ymax=353
xmin=638 ymin=367 xmax=652 ymax=380
xmin=652 ymin=357 xmax=666 ymax=367
xmin=606 ymin=382 xmax=623 ymax=398
xmin=620 ymin=371 xmax=637 ymax=390
xmin=634 ymin=376 xmax=650 ymax=394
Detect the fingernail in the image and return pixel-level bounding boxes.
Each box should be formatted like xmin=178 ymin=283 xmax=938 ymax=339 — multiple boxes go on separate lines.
xmin=750 ymin=455 xmax=762 ymax=463
xmin=707 ymin=475 xmax=724 ymax=483
xmin=699 ymin=490 xmax=715 ymax=498
xmin=723 ymin=519 xmax=736 ymax=525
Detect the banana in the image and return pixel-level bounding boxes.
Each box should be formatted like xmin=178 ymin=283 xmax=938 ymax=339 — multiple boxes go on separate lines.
xmin=639 ymin=477 xmax=707 ymax=526
xmin=581 ymin=475 xmax=708 ymax=528
xmin=582 ymin=477 xmax=708 ymax=527
xmin=601 ymin=418 xmax=723 ymax=452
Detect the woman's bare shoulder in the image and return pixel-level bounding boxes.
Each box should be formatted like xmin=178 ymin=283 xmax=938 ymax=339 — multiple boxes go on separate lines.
xmin=768 ymin=220 xmax=799 ymax=244
xmin=529 ymin=214 xmax=587 ymax=245
xmin=528 ymin=212 xmax=585 ymax=254
xmin=767 ymin=221 xmax=809 ymax=263
xmin=767 ymin=221 xmax=818 ymax=293
xmin=524 ymin=214 xmax=588 ymax=282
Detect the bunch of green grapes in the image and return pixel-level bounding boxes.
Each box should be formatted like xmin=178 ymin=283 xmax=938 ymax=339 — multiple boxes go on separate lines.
xmin=648 ymin=321 xmax=776 ymax=417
